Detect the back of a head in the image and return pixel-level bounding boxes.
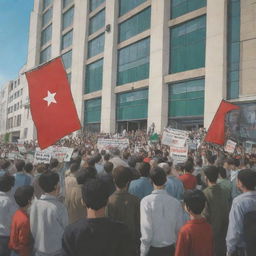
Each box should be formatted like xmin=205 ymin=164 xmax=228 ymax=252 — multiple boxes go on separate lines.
xmin=76 ymin=167 xmax=97 ymax=185
xmin=94 ymin=153 xmax=102 ymax=163
xmin=158 ymin=162 xmax=170 ymax=175
xmin=123 ymin=151 xmax=130 ymax=160
xmin=39 ymin=171 xmax=59 ymax=193
xmin=128 ymin=156 xmax=137 ymax=168
xmin=111 ymin=148 xmax=120 ymax=157
xmin=24 ymin=163 xmax=33 ymax=174
xmin=204 ymin=166 xmax=219 ymax=183
xmin=15 ymin=160 xmax=25 ymax=172
xmin=0 ymin=174 xmax=15 ymax=192
xmin=218 ymin=166 xmax=227 ymax=179
xmin=234 ymin=158 xmax=240 ymax=168
xmin=49 ymin=158 xmax=59 ymax=170
xmin=112 ymin=166 xmax=131 ymax=189
xmin=104 ymin=153 xmax=110 ymax=162
xmin=82 ymin=178 xmax=109 ymax=210
xmin=87 ymin=157 xmax=96 ymax=167
xmin=238 ymin=169 xmax=256 ymax=191
xmin=184 ymin=190 xmax=206 ymax=215
xmin=0 ymin=159 xmax=10 ymax=170
xmin=138 ymin=162 xmax=150 ymax=177
xmin=70 ymin=163 xmax=80 ymax=173
xmin=104 ymin=161 xmax=114 ymax=174
xmin=36 ymin=164 xmax=48 ymax=174
xmin=14 ymin=185 xmax=34 ymax=207
xmin=150 ymin=167 xmax=167 ymax=186
xmin=184 ymin=161 xmax=194 ymax=173
xmin=207 ymin=155 xmax=216 ymax=165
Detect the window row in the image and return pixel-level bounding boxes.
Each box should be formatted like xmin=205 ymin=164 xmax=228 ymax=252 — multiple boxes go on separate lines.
xmin=7 ymin=115 xmax=22 ymax=129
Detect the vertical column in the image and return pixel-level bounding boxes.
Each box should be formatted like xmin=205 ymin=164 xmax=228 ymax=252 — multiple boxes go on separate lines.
xmin=51 ymin=0 xmax=62 ymax=58
xmin=204 ymin=0 xmax=227 ymax=128
xmin=71 ymin=0 xmax=88 ymax=121
xmin=100 ymin=0 xmax=118 ymax=133
xmin=147 ymin=0 xmax=170 ymax=133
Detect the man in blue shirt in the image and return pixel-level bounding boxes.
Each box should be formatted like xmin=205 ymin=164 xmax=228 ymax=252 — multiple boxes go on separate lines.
xmin=226 ymin=169 xmax=256 ymax=256
xmin=13 ymin=160 xmax=31 ymax=191
xmin=0 ymin=159 xmax=11 ymax=176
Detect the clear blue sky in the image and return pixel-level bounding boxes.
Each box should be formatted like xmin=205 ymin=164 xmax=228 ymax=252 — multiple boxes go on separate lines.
xmin=0 ymin=0 xmax=34 ymax=87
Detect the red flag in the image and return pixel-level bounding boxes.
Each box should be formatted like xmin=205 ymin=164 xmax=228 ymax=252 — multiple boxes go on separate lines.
xmin=205 ymin=100 xmax=240 ymax=145
xmin=25 ymin=57 xmax=81 ymax=149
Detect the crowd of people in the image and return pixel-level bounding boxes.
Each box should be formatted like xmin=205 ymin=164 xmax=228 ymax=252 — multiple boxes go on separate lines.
xmin=1 ymin=128 xmax=256 ymax=256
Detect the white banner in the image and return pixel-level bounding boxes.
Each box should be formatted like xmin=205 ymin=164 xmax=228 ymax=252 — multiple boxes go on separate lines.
xmin=17 ymin=144 xmax=26 ymax=153
xmin=162 ymin=129 xmax=188 ymax=148
xmin=97 ymin=138 xmax=129 ymax=151
xmin=224 ymin=140 xmax=237 ymax=154
xmin=170 ymin=146 xmax=188 ymax=164
xmin=34 ymin=147 xmax=53 ymax=164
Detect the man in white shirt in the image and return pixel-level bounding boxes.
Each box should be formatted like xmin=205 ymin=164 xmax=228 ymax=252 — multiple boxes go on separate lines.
xmin=140 ymin=167 xmax=184 ymax=256
xmin=109 ymin=148 xmax=129 ymax=169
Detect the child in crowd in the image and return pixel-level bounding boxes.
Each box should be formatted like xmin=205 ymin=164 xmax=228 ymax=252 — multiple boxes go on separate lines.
xmin=9 ymin=186 xmax=34 ymax=256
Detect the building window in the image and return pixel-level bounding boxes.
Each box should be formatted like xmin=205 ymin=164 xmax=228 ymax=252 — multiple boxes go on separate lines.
xmin=17 ymin=115 xmax=22 ymax=127
xmin=119 ymin=7 xmax=151 ymax=43
xmin=88 ymin=33 xmax=105 ymax=58
xmin=40 ymin=45 xmax=51 ymax=64
xmin=61 ymin=30 xmax=73 ymax=50
xmin=85 ymin=59 xmax=103 ymax=93
xmin=89 ymin=0 xmax=105 ymax=12
xmin=89 ymin=9 xmax=105 ymax=35
xmin=168 ymin=79 xmax=205 ymax=117
xmin=170 ymin=15 xmax=206 ymax=74
xmin=43 ymin=0 xmax=53 ymax=11
xmin=171 ymin=0 xmax=206 ymax=19
xmin=63 ymin=0 xmax=73 ymax=9
xmin=117 ymin=37 xmax=150 ymax=86
xmin=117 ymin=89 xmax=148 ymax=121
xmin=41 ymin=24 xmax=52 ymax=46
xmin=84 ymin=98 xmax=102 ymax=125
xmin=42 ymin=7 xmax=52 ymax=27
xmin=62 ymin=7 xmax=74 ymax=30
xmin=227 ymin=0 xmax=240 ymax=99
xmin=62 ymin=50 xmax=72 ymax=69
xmin=119 ymin=0 xmax=147 ymax=17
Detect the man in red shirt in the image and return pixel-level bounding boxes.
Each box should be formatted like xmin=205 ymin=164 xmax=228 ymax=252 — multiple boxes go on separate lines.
xmin=9 ymin=186 xmax=34 ymax=256
xmin=175 ymin=190 xmax=214 ymax=256
xmin=179 ymin=161 xmax=197 ymax=190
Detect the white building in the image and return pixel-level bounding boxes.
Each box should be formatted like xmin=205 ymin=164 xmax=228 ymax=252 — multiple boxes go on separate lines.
xmin=0 ymin=83 xmax=9 ymax=141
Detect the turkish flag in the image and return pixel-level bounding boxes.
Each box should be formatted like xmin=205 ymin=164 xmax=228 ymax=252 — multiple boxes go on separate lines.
xmin=25 ymin=57 xmax=81 ymax=149
xmin=204 ymin=100 xmax=240 ymax=145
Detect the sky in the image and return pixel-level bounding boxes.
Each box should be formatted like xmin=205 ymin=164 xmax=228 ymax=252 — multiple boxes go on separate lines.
xmin=0 ymin=0 xmax=34 ymax=88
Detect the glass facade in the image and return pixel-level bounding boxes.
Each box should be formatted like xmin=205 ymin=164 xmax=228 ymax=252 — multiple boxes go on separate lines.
xmin=170 ymin=15 xmax=206 ymax=74
xmin=89 ymin=9 xmax=105 ymax=35
xmin=119 ymin=0 xmax=147 ymax=17
xmin=62 ymin=50 xmax=72 ymax=69
xmin=63 ymin=0 xmax=73 ymax=9
xmin=119 ymin=7 xmax=151 ymax=43
xmin=42 ymin=7 xmax=52 ymax=27
xmin=61 ymin=30 xmax=73 ymax=50
xmin=88 ymin=33 xmax=105 ymax=58
xmin=43 ymin=0 xmax=53 ymax=11
xmin=171 ymin=0 xmax=206 ymax=19
xmin=117 ymin=89 xmax=148 ymax=121
xmin=40 ymin=46 xmax=51 ymax=64
xmin=84 ymin=98 xmax=102 ymax=123
xmin=85 ymin=59 xmax=103 ymax=93
xmin=227 ymin=0 xmax=240 ymax=99
xmin=169 ymin=79 xmax=205 ymax=117
xmin=117 ymin=37 xmax=150 ymax=86
xmin=62 ymin=7 xmax=74 ymax=30
xmin=41 ymin=24 xmax=52 ymax=46
xmin=89 ymin=0 xmax=105 ymax=12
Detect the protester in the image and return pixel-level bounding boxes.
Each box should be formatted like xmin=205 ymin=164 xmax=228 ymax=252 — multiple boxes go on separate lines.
xmin=24 ymin=163 xmax=34 ymax=182
xmin=62 ymin=178 xmax=133 ymax=256
xmin=179 ymin=161 xmax=197 ymax=190
xmin=99 ymin=161 xmax=115 ymax=196
xmin=13 ymin=160 xmax=32 ymax=191
xmin=0 ymin=159 xmax=11 ymax=176
xmin=175 ymin=190 xmax=214 ymax=256
xmin=30 ymin=171 xmax=68 ymax=256
xmin=9 ymin=185 xmax=34 ymax=256
xmin=140 ymin=167 xmax=184 ymax=256
xmin=32 ymin=164 xmax=47 ymax=199
xmin=109 ymin=148 xmax=129 ymax=169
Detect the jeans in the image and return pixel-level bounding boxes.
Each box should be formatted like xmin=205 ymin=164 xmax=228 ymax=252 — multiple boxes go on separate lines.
xmin=0 ymin=236 xmax=11 ymax=256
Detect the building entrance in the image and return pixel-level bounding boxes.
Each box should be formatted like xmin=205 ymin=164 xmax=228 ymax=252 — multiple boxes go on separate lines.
xmin=117 ymin=120 xmax=147 ymax=133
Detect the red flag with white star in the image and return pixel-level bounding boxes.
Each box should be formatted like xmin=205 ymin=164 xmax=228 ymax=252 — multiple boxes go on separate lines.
xmin=25 ymin=57 xmax=81 ymax=149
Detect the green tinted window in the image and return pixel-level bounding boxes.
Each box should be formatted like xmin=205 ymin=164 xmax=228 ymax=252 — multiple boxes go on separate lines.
xmin=62 ymin=7 xmax=74 ymax=30
xmin=90 ymin=0 xmax=105 ymax=12
xmin=40 ymin=46 xmax=51 ymax=64
xmin=85 ymin=59 xmax=103 ymax=93
xmin=63 ymin=0 xmax=73 ymax=9
xmin=117 ymin=37 xmax=150 ymax=85
xmin=227 ymin=0 xmax=240 ymax=99
xmin=88 ymin=33 xmax=105 ymax=58
xmin=169 ymin=79 xmax=204 ymax=117
xmin=117 ymin=89 xmax=148 ymax=121
xmin=42 ymin=7 xmax=52 ymax=27
xmin=41 ymin=24 xmax=52 ymax=46
xmin=62 ymin=50 xmax=72 ymax=69
xmin=171 ymin=0 xmax=206 ymax=19
xmin=119 ymin=0 xmax=147 ymax=16
xmin=119 ymin=7 xmax=151 ymax=42
xmin=89 ymin=9 xmax=105 ymax=35
xmin=43 ymin=0 xmax=53 ymax=10
xmin=84 ymin=98 xmax=101 ymax=123
xmin=61 ymin=30 xmax=73 ymax=50
xmin=170 ymin=16 xmax=206 ymax=74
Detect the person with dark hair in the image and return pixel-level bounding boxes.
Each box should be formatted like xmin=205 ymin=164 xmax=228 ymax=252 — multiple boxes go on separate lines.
xmin=203 ymin=166 xmax=230 ymax=256
xmin=24 ymin=162 xmax=34 ymax=181
xmin=62 ymin=178 xmax=132 ymax=256
xmin=98 ymin=161 xmax=115 ymax=196
xmin=140 ymin=167 xmax=184 ymax=256
xmin=30 ymin=171 xmax=68 ymax=256
xmin=175 ymin=190 xmax=214 ymax=256
xmin=104 ymin=153 xmax=111 ymax=162
xmin=14 ymin=160 xmax=31 ymax=191
xmin=128 ymin=162 xmax=153 ymax=199
xmin=226 ymin=169 xmax=256 ymax=256
xmin=223 ymin=158 xmax=235 ymax=180
xmin=106 ymin=166 xmax=140 ymax=255
xmin=32 ymin=164 xmax=47 ymax=199
xmin=9 ymin=186 xmax=34 ymax=256
xmin=0 ymin=174 xmax=17 ymax=256
xmin=94 ymin=153 xmax=104 ymax=175
xmin=179 ymin=161 xmax=197 ymax=190
xmin=217 ymin=166 xmax=232 ymax=200
xmin=0 ymin=159 xmax=11 ymax=176
xmin=109 ymin=148 xmax=129 ymax=169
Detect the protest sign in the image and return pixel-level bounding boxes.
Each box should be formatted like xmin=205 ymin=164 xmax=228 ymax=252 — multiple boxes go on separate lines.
xmin=224 ymin=140 xmax=237 ymax=154
xmin=97 ymin=138 xmax=129 ymax=151
xmin=170 ymin=146 xmax=188 ymax=164
xmin=17 ymin=144 xmax=26 ymax=153
xmin=245 ymin=141 xmax=256 ymax=154
xmin=162 ymin=129 xmax=188 ymax=147
xmin=34 ymin=147 xmax=52 ymax=164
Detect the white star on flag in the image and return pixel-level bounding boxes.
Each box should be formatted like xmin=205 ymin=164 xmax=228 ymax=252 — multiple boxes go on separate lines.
xmin=43 ymin=90 xmax=57 ymax=106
